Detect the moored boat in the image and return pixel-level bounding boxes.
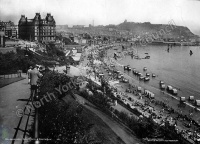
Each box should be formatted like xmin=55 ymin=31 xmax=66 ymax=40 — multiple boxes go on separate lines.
xmin=139 ymin=76 xmax=144 ymax=80
xmin=144 ymin=77 xmax=150 ymax=81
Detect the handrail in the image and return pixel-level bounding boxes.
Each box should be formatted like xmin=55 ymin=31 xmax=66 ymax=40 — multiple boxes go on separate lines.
xmin=34 ymin=83 xmax=40 ymax=144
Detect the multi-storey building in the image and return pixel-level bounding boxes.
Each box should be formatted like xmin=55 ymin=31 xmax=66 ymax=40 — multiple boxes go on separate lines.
xmin=0 ymin=21 xmax=17 ymax=38
xmin=18 ymin=13 xmax=56 ymax=42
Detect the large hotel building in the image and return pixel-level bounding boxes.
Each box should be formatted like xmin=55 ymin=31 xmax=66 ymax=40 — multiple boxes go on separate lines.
xmin=18 ymin=13 xmax=56 ymax=42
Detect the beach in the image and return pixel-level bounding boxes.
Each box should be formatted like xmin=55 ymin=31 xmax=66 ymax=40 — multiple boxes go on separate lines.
xmin=106 ymin=45 xmax=200 ymax=123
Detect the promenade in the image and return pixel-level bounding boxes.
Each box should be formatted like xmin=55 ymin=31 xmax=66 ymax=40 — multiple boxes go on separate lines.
xmin=0 ymin=74 xmax=32 ymax=144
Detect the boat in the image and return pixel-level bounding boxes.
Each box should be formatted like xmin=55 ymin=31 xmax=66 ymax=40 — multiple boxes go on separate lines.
xmin=144 ymin=77 xmax=150 ymax=81
xmin=139 ymin=76 xmax=144 ymax=80
xmin=145 ymin=55 xmax=150 ymax=59
xmin=190 ymin=50 xmax=193 ymax=55
xmin=146 ymin=73 xmax=150 ymax=77
xmin=152 ymin=73 xmax=156 ymax=77
xmin=138 ymin=72 xmax=142 ymax=76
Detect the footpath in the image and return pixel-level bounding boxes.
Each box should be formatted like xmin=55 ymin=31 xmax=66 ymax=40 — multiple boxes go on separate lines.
xmin=0 ymin=73 xmax=32 ymax=144
xmin=69 ymin=93 xmax=142 ymax=144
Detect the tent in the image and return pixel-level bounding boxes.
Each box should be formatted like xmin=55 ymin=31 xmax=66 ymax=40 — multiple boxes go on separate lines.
xmin=180 ymin=97 xmax=186 ymax=102
xmin=195 ymin=100 xmax=200 ymax=106
xmin=189 ymin=96 xmax=194 ymax=101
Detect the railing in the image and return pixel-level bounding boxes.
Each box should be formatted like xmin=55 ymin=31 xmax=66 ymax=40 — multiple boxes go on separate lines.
xmin=0 ymin=73 xmax=22 ymax=79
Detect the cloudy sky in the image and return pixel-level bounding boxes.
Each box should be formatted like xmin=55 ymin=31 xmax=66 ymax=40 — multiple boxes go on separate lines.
xmin=0 ymin=0 xmax=200 ymax=35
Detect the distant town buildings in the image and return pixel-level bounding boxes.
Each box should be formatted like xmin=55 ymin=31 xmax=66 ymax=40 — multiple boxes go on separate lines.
xmin=0 ymin=21 xmax=18 ymax=38
xmin=73 ymin=25 xmax=84 ymax=28
xmin=0 ymin=31 xmax=5 ymax=47
xmin=18 ymin=13 xmax=56 ymax=42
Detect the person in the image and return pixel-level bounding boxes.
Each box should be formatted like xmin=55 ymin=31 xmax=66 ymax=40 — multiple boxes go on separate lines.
xmin=27 ymin=66 xmax=33 ymax=84
xmin=30 ymin=64 xmax=43 ymax=101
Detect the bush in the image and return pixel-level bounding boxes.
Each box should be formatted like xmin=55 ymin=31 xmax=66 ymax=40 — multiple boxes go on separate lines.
xmin=29 ymin=72 xmax=100 ymax=144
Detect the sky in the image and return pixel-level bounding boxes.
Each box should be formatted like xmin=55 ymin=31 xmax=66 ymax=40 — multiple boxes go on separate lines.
xmin=0 ymin=0 xmax=200 ymax=35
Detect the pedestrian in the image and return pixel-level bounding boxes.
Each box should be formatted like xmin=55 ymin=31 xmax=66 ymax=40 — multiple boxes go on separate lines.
xmin=27 ymin=66 xmax=33 ymax=84
xmin=30 ymin=64 xmax=43 ymax=101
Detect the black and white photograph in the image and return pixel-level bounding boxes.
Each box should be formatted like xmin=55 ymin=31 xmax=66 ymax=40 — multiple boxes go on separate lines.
xmin=0 ymin=0 xmax=200 ymax=144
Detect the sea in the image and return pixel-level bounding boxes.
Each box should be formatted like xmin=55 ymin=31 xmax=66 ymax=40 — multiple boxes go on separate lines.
xmin=107 ymin=45 xmax=200 ymax=122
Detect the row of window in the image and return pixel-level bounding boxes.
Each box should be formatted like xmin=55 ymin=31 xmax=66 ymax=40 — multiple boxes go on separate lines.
xmin=35 ymin=36 xmax=54 ymax=40
xmin=35 ymin=30 xmax=54 ymax=33
xmin=35 ymin=32 xmax=54 ymax=36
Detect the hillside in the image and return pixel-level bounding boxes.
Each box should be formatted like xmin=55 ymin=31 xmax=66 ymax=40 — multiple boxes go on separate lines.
xmin=56 ymin=21 xmax=198 ymax=39
xmin=117 ymin=21 xmax=196 ymax=38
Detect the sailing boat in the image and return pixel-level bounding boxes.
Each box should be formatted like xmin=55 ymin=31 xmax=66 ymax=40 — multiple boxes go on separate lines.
xmin=144 ymin=53 xmax=150 ymax=59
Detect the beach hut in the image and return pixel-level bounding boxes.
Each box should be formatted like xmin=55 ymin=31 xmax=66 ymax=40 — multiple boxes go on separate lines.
xmin=135 ymin=71 xmax=138 ymax=75
xmin=143 ymin=67 xmax=147 ymax=71
xmin=127 ymin=66 xmax=131 ymax=71
xmin=167 ymin=85 xmax=173 ymax=91
xmin=195 ymin=100 xmax=200 ymax=106
xmin=160 ymin=81 xmax=164 ymax=85
xmin=172 ymin=89 xmax=178 ymax=95
xmin=132 ymin=68 xmax=136 ymax=73
xmin=98 ymin=73 xmax=104 ymax=78
xmin=117 ymin=75 xmax=122 ymax=79
xmin=160 ymin=84 xmax=165 ymax=89
xmin=189 ymin=96 xmax=194 ymax=101
xmin=145 ymin=90 xmax=151 ymax=97
xmin=124 ymin=66 xmax=128 ymax=70
xmin=180 ymin=97 xmax=186 ymax=102
xmin=138 ymin=72 xmax=142 ymax=76
xmin=149 ymin=92 xmax=155 ymax=99
xmin=137 ymin=87 xmax=142 ymax=92
xmin=114 ymin=100 xmax=117 ymax=106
